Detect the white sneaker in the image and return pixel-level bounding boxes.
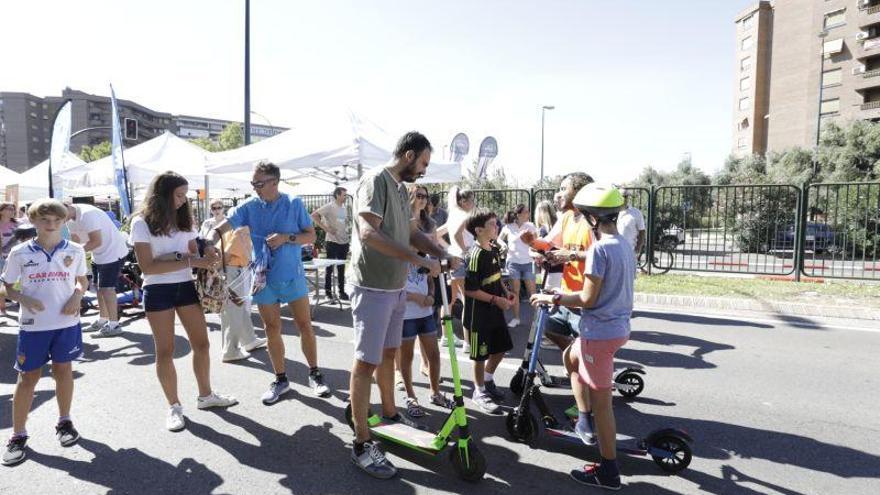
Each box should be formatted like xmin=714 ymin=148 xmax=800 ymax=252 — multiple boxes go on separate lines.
xmin=462 ymin=341 xmax=471 ymax=355
xmin=222 ymin=350 xmax=251 ymax=362
xmin=92 ymin=322 xmax=123 ymax=339
xmin=244 ymin=338 xmax=268 ymax=352
xmin=84 ymin=320 xmax=108 ymax=333
xmin=507 ymin=318 xmax=520 ymax=328
xmin=540 ymin=337 xmax=556 ymax=350
xmin=166 ymin=404 xmax=185 ymax=431
xmin=197 ymin=392 xmax=238 ymax=409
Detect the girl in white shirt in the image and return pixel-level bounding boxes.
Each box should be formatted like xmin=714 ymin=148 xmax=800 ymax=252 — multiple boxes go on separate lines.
xmin=499 ymin=204 xmax=538 ymax=327
xmin=130 ymin=171 xmax=237 ymax=432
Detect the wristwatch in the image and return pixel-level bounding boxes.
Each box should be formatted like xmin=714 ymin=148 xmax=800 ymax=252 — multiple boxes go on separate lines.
xmin=568 ymin=251 xmax=579 ymax=262
xmin=288 ymin=233 xmax=298 ymax=244
xmin=174 ymin=252 xmax=183 ymax=261
xmin=552 ymin=293 xmax=563 ymax=306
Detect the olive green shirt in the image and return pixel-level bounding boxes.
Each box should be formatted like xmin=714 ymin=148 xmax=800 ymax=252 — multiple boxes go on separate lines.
xmin=350 ymin=167 xmax=412 ymax=290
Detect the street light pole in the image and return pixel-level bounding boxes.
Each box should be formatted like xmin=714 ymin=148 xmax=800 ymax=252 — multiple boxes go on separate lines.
xmin=540 ymin=105 xmax=554 ymax=182
xmin=244 ymin=0 xmax=251 ymax=145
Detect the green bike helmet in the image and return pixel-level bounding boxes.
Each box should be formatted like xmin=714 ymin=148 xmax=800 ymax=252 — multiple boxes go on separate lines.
xmin=573 ymin=183 xmax=625 ymax=221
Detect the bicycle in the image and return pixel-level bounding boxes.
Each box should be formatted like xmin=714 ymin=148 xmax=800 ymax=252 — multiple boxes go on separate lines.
xmin=638 ymin=247 xmax=675 ymax=275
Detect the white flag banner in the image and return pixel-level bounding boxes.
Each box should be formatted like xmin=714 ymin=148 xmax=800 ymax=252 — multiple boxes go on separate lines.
xmin=475 ymin=136 xmax=498 ymax=179
xmin=48 ymin=101 xmax=72 ymax=198
xmin=450 ymin=133 xmax=469 ymax=163
xmin=110 ymin=84 xmax=131 ymax=217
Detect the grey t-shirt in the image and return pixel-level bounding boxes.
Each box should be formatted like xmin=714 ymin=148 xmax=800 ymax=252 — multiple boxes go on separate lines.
xmin=578 ymin=234 xmax=635 ymax=341
xmin=350 ymin=167 xmax=412 ymax=290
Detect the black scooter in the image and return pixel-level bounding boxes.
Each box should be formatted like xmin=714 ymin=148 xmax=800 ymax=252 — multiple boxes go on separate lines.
xmin=505 ymin=303 xmax=693 ymax=474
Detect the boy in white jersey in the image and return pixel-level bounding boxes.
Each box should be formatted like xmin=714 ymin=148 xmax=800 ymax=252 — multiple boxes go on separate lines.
xmin=0 ymin=199 xmax=88 ymax=466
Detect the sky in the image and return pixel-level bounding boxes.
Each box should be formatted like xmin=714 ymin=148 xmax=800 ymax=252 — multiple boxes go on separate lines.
xmin=0 ymin=0 xmax=752 ymax=186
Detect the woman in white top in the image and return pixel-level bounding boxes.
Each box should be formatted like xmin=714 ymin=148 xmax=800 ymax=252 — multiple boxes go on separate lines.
xmin=499 ymin=204 xmax=538 ymax=327
xmin=199 ymin=199 xmax=226 ymax=238
xmin=435 ymin=186 xmax=475 ymax=351
xmin=130 ymin=171 xmax=237 ymax=432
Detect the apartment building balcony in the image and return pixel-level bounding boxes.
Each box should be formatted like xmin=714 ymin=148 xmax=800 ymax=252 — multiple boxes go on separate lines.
xmin=855 ymin=36 xmax=880 ymax=59
xmin=859 ymin=98 xmax=880 ymax=120
xmin=858 ymin=1 xmax=880 ymax=28
xmin=854 ymin=67 xmax=880 ymax=91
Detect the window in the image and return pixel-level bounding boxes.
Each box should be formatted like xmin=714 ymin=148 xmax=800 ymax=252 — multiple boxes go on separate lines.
xmin=737 ymin=137 xmax=748 ymax=149
xmin=824 ymin=9 xmax=846 ymax=29
xmin=29 ymin=112 xmax=37 ymax=119
xmin=739 ymin=118 xmax=750 ymax=131
xmin=741 ymin=56 xmax=752 ymax=71
xmin=742 ymin=14 xmax=754 ymax=30
xmin=32 ymin=136 xmax=38 ymax=142
xmin=823 ymin=38 xmax=844 ymax=56
xmin=823 ymin=68 xmax=843 ymax=87
xmin=29 ymin=101 xmax=37 ymax=107
xmin=741 ymin=36 xmax=753 ymax=50
xmin=739 ymin=96 xmax=751 ymax=111
xmin=740 ymin=76 xmax=751 ymax=91
xmin=820 ymin=98 xmax=840 ymax=115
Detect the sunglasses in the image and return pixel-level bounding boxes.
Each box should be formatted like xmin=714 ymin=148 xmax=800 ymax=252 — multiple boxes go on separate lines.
xmin=250 ymin=178 xmax=278 ymax=189
xmin=414 ymin=193 xmax=428 ymax=200
xmin=211 ymin=206 xmax=224 ymax=211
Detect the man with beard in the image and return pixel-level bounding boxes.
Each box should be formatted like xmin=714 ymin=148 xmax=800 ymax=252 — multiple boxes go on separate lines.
xmin=348 ymin=132 xmax=456 ymax=479
xmin=205 ymin=161 xmax=331 ymax=403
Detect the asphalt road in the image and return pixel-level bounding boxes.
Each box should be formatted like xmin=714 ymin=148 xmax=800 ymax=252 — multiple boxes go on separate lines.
xmin=1 ymin=300 xmax=878 ymax=494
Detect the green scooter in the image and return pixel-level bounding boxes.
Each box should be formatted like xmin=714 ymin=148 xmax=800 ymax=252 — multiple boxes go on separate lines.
xmin=344 ymin=262 xmax=487 ymax=482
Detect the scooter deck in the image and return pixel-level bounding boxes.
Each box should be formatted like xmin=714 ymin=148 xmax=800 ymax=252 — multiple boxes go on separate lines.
xmin=545 ymin=426 xmax=646 ymax=455
xmin=372 ymin=422 xmax=443 ymax=452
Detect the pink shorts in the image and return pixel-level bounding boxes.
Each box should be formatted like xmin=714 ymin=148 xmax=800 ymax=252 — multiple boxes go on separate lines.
xmin=576 ymin=336 xmax=629 ymax=391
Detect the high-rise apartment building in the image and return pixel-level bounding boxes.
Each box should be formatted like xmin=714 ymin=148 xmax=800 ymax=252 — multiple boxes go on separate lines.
xmin=733 ymin=0 xmax=880 ymax=156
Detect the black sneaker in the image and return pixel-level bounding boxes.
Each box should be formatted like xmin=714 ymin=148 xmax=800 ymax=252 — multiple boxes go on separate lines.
xmin=483 ymin=380 xmax=505 ymax=401
xmin=570 ymin=463 xmax=622 ymax=491
xmin=2 ymin=436 xmax=28 ymax=466
xmin=339 ymin=291 xmax=350 ymax=301
xmin=56 ymin=420 xmax=80 ymax=447
xmin=351 ymin=440 xmax=397 ymax=479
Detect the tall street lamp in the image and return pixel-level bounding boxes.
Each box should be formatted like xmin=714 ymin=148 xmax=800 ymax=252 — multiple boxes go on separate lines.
xmin=540 ymin=105 xmax=555 ymax=182
xmin=244 ymin=0 xmax=251 ymax=145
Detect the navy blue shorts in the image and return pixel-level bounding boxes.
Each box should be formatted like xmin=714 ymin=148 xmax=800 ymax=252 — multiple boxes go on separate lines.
xmin=15 ymin=324 xmax=83 ymax=372
xmin=94 ymin=257 xmax=125 ymax=289
xmin=402 ymin=315 xmax=437 ymax=340
xmin=143 ymin=281 xmax=200 ymax=312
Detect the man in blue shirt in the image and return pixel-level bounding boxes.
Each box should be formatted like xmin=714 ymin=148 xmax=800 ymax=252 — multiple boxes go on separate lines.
xmin=207 ymin=161 xmax=331 ymax=404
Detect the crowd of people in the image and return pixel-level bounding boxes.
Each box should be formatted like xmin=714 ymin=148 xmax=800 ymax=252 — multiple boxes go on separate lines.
xmin=0 ymin=131 xmax=647 ymax=490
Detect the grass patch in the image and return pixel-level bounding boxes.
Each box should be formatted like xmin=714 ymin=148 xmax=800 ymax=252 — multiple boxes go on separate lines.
xmin=635 ymin=274 xmax=880 ymax=306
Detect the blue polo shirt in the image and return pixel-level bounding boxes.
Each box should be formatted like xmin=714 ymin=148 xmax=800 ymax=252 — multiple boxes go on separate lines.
xmin=227 ymin=193 xmax=312 ymax=285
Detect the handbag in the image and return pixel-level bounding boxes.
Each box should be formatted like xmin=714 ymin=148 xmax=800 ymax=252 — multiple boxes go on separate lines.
xmin=195 ymin=234 xmax=228 ymax=314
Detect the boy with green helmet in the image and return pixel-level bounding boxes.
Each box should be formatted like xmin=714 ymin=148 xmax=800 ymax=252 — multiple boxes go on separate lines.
xmin=531 ymin=183 xmax=634 ymax=490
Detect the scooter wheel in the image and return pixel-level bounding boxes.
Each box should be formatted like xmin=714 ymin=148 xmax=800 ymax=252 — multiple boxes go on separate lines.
xmin=449 ymin=442 xmax=487 ymax=482
xmin=650 ymin=435 xmax=692 ymax=473
xmin=509 ymin=368 xmax=525 ymax=396
xmin=505 ymin=409 xmax=538 ymax=444
xmin=343 ymin=403 xmax=373 ymax=432
xmin=615 ymin=372 xmax=645 ymax=398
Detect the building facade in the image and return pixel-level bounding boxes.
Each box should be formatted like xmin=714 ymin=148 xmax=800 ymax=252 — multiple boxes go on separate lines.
xmin=735 ymin=0 xmax=880 ymax=156
xmin=733 ymin=1 xmax=774 ymax=157
xmin=0 ymin=87 xmax=286 ymax=173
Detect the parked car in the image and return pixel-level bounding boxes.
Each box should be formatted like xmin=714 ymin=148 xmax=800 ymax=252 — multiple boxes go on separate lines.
xmin=772 ymin=222 xmax=838 ymax=254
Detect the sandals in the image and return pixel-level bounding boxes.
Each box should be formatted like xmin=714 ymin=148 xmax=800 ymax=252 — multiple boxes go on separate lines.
xmin=405 ymin=397 xmax=426 ymax=418
xmin=430 ymin=393 xmax=455 ymax=410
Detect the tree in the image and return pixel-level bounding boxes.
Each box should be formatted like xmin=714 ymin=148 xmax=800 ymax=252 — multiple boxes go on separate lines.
xmin=79 ymin=141 xmax=112 ymax=162
xmin=218 ymin=122 xmax=244 ymax=151
xmin=191 ymin=137 xmax=219 ymax=152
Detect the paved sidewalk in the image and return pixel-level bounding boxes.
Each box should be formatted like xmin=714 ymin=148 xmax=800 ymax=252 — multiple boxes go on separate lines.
xmin=635 ymin=292 xmax=880 ymax=320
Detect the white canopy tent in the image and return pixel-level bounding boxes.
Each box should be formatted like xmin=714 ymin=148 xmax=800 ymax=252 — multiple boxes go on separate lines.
xmin=15 ymin=153 xmax=101 ymax=202
xmin=206 ymin=112 xmax=462 ymax=187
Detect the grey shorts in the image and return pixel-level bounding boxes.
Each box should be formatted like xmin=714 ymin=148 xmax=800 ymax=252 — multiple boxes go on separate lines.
xmin=506 ymin=261 xmax=535 ymax=281
xmin=351 ymin=286 xmax=406 ymax=365
xmin=545 ymin=306 xmax=581 ymax=339
xmin=451 ymin=262 xmax=467 ymax=280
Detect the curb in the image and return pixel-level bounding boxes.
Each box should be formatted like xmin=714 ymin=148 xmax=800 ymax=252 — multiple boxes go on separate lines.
xmin=634 ymin=292 xmax=880 ymax=321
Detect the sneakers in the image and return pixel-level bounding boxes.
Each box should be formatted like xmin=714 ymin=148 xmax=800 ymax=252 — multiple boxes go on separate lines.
xmin=574 ymin=412 xmax=597 ymax=446
xmin=222 ymin=350 xmax=251 ymax=362
xmin=309 ymin=370 xmax=331 ymax=398
xmin=570 ymin=462 xmax=622 ymax=491
xmin=92 ymin=322 xmax=123 ymax=339
xmin=261 ymin=380 xmax=291 ymax=405
xmin=2 ymin=436 xmax=28 ymax=466
xmin=540 ymin=337 xmax=556 ymax=350
xmin=394 ymin=370 xmax=405 ymax=392
xmin=472 ymin=390 xmax=501 ymax=415
xmin=439 ymin=334 xmax=463 ymax=349
xmin=339 ymin=291 xmax=350 ymax=301
xmin=430 ymin=392 xmax=455 ymax=409
xmin=507 ymin=318 xmax=520 ymax=328
xmin=383 ymin=413 xmax=429 ymax=431
xmin=166 ymin=404 xmax=186 ymax=432
xmin=244 ymin=338 xmax=268 ymax=352
xmin=483 ymin=380 xmax=505 ymax=401
xmin=351 ymin=440 xmax=397 ymax=479
xmin=462 ymin=340 xmax=471 ymax=355
xmin=197 ymin=392 xmax=238 ymax=409
xmin=404 ymin=397 xmax=425 ymax=418
xmin=83 ymin=319 xmax=107 ymax=333
xmin=55 ymin=420 xmax=80 ymax=447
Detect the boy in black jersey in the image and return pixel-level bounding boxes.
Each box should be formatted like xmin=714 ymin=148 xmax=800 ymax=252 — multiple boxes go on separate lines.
xmin=463 ymin=208 xmax=514 ymax=414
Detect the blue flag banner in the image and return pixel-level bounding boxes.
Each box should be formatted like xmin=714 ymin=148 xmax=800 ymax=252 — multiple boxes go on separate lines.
xmin=110 ymin=85 xmax=131 ymax=217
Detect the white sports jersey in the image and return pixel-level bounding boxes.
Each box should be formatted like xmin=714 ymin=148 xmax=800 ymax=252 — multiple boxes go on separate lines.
xmin=0 ymin=239 xmax=87 ymax=332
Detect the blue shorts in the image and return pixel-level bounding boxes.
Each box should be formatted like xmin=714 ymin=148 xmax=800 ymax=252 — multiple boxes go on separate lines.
xmin=95 ymin=257 xmax=125 ymax=289
xmin=15 ymin=324 xmax=83 ymax=372
xmin=506 ymin=261 xmax=535 ymax=281
xmin=545 ymin=306 xmax=581 ymax=338
xmin=451 ymin=262 xmax=467 ymax=280
xmin=143 ymin=281 xmax=200 ymax=312
xmin=252 ymin=277 xmax=309 ymax=305
xmin=402 ymin=315 xmax=437 ymax=340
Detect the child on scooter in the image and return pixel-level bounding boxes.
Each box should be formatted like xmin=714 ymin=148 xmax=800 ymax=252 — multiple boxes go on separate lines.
xmin=531 ymin=184 xmax=634 ymax=490
xmin=463 ymin=208 xmax=514 ymax=415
